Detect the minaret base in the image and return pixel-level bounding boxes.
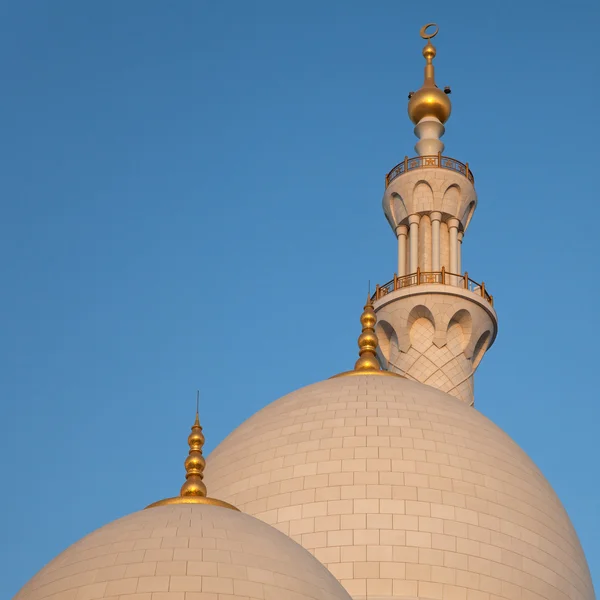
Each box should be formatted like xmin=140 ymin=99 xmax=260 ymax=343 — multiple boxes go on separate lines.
xmin=373 ymin=284 xmax=497 ymax=406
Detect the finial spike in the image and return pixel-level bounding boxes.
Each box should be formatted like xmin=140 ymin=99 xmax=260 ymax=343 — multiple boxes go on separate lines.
xmin=144 ymin=396 xmax=240 ymax=511
xmin=329 ymin=295 xmax=403 ymax=379
xmin=408 ymin=23 xmax=452 ymax=132
xmin=354 ymin=296 xmax=382 ymax=372
xmin=179 ymin=403 xmax=207 ymax=498
xmin=419 ymin=23 xmax=439 ymax=84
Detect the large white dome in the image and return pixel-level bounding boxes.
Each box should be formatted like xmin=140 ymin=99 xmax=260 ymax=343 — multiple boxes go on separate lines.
xmin=205 ymin=374 xmax=595 ymax=600
xmin=14 ymin=503 xmax=353 ymax=600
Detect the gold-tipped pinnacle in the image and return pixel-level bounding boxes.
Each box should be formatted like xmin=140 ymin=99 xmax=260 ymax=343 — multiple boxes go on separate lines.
xmin=145 ymin=396 xmax=238 ymax=511
xmin=330 ymin=295 xmax=402 ymax=379
xmin=354 ymin=295 xmax=382 ymax=372
xmin=408 ymin=23 xmax=452 ymax=125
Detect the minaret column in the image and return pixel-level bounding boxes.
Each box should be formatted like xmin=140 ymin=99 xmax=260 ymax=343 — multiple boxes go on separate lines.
xmin=431 ymin=211 xmax=442 ymax=271
xmin=457 ymin=230 xmax=463 ymax=275
xmin=419 ymin=214 xmax=432 ymax=270
xmin=408 ymin=214 xmax=420 ymax=274
xmin=415 ymin=117 xmax=445 ymax=155
xmin=396 ymin=225 xmax=408 ymax=276
xmin=448 ymin=217 xmax=459 ymax=274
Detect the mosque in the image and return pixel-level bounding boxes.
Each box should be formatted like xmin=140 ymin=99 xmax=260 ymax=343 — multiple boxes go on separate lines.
xmin=14 ymin=24 xmax=595 ymax=600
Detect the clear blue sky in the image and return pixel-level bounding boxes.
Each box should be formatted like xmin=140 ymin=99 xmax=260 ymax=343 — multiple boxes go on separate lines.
xmin=1 ymin=1 xmax=598 ymax=596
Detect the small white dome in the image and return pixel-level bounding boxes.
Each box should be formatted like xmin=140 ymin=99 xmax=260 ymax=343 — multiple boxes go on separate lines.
xmin=205 ymin=374 xmax=595 ymax=600
xmin=15 ymin=503 xmax=352 ymax=600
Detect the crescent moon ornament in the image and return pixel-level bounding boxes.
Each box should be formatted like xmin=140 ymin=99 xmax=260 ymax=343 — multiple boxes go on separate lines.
xmin=420 ymin=23 xmax=439 ymax=40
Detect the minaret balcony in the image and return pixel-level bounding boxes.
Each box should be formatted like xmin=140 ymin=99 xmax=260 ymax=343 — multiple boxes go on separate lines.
xmin=385 ymin=153 xmax=474 ymax=188
xmin=372 ymin=268 xmax=493 ymax=306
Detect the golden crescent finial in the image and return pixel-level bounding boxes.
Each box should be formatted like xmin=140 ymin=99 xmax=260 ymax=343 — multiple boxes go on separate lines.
xmin=407 ymin=22 xmax=451 ymax=125
xmin=420 ymin=23 xmax=439 ymax=40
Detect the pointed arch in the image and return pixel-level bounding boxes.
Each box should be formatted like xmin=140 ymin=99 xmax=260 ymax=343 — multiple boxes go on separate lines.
xmin=413 ymin=181 xmax=434 ymax=211
xmin=447 ymin=309 xmax=473 ymax=353
xmin=442 ymin=183 xmax=461 ymax=215
xmin=375 ymin=320 xmax=398 ymax=368
xmin=462 ymin=200 xmax=476 ymax=230
xmin=472 ymin=330 xmax=492 ymax=368
xmin=389 ymin=192 xmax=408 ymax=225
xmin=400 ymin=305 xmax=436 ymax=354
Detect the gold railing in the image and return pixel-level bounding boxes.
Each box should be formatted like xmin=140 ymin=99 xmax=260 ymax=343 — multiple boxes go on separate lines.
xmin=372 ymin=267 xmax=493 ymax=306
xmin=385 ymin=153 xmax=474 ymax=188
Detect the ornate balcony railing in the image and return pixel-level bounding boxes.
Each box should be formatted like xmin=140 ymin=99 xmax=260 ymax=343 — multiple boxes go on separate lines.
xmin=372 ymin=267 xmax=493 ymax=306
xmin=385 ymin=153 xmax=474 ymax=188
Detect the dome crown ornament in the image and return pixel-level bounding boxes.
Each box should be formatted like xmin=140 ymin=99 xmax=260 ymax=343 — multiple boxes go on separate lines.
xmin=146 ymin=392 xmax=238 ymax=510
xmin=331 ymin=295 xmax=401 ymax=379
xmin=407 ymin=23 xmax=452 ymax=126
xmin=354 ymin=295 xmax=381 ymax=372
xmin=180 ymin=404 xmax=207 ymax=497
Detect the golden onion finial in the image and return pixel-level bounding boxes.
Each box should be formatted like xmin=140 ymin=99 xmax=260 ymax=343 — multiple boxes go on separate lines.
xmin=145 ymin=392 xmax=238 ymax=511
xmin=180 ymin=394 xmax=207 ymax=498
xmin=354 ymin=295 xmax=382 ymax=372
xmin=407 ymin=23 xmax=452 ymax=125
xmin=329 ymin=295 xmax=402 ymax=379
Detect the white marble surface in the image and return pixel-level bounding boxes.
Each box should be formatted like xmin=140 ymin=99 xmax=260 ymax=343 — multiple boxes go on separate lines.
xmin=14 ymin=504 xmax=352 ymax=600
xmin=205 ymin=375 xmax=594 ymax=600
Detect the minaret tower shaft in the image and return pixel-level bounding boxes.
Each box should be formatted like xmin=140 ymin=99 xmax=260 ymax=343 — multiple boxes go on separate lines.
xmin=374 ymin=24 xmax=498 ymax=405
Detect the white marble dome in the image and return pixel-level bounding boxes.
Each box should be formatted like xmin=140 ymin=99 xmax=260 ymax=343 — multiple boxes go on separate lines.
xmin=205 ymin=374 xmax=595 ymax=600
xmin=14 ymin=503 xmax=353 ymax=600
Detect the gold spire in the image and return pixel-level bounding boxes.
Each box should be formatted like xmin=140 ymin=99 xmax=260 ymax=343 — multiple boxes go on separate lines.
xmin=354 ymin=295 xmax=381 ymax=372
xmin=331 ymin=295 xmax=402 ymax=379
xmin=179 ymin=409 xmax=207 ymax=498
xmin=407 ymin=23 xmax=452 ymax=125
xmin=146 ymin=395 xmax=238 ymax=511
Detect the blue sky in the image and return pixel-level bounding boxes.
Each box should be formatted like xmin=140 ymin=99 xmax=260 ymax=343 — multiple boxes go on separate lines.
xmin=1 ymin=1 xmax=598 ymax=596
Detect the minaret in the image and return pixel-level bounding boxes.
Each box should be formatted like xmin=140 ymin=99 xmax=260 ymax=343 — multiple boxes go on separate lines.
xmin=374 ymin=24 xmax=498 ymax=405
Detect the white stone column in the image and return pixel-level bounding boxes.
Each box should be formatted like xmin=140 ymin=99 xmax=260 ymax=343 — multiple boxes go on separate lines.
xmin=440 ymin=221 xmax=449 ymax=271
xmin=396 ymin=225 xmax=408 ymax=277
xmin=448 ymin=218 xmax=460 ymax=276
xmin=408 ymin=214 xmax=420 ymax=274
xmin=419 ymin=214 xmax=432 ymax=271
xmin=457 ymin=231 xmax=463 ymax=275
xmin=430 ymin=211 xmax=441 ymax=272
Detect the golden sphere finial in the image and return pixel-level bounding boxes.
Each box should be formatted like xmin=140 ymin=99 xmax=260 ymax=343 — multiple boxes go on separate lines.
xmin=407 ymin=23 xmax=452 ymax=125
xmin=179 ymin=405 xmax=208 ymax=498
xmin=354 ymin=295 xmax=382 ymax=373
xmin=329 ymin=294 xmax=404 ymax=380
xmin=144 ymin=393 xmax=239 ymax=512
xmin=422 ymin=42 xmax=436 ymax=61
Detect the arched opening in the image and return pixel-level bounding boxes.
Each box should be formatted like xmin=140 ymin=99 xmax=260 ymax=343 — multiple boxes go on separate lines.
xmin=462 ymin=200 xmax=476 ymax=230
xmin=389 ymin=192 xmax=408 ymax=225
xmin=447 ymin=309 xmax=472 ymax=353
xmin=472 ymin=330 xmax=491 ymax=368
xmin=442 ymin=184 xmax=461 ymax=214
xmin=375 ymin=320 xmax=397 ymax=368
xmin=407 ymin=305 xmax=435 ymax=354
xmin=413 ymin=181 xmax=434 ymax=204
